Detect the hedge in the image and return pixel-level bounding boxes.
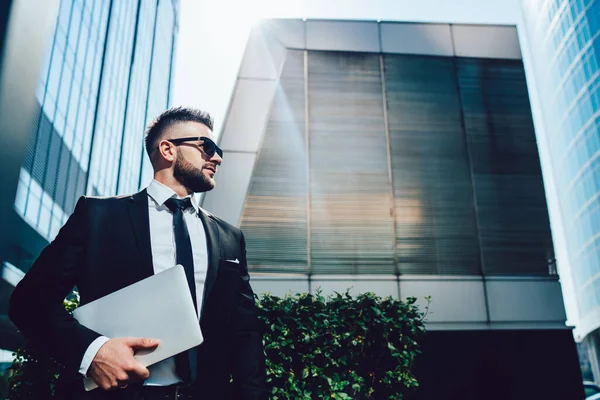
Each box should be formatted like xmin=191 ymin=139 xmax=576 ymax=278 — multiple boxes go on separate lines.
xmin=8 ymin=291 xmax=429 ymax=399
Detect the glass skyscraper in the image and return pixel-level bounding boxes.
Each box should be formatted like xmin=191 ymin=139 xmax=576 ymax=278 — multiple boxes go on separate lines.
xmin=0 ymin=0 xmax=178 ymax=357
xmin=0 ymin=0 xmax=179 ymax=367
xmin=522 ymin=0 xmax=600 ymax=375
xmin=0 ymin=0 xmax=179 ymax=384
xmin=14 ymin=0 xmax=177 ymax=245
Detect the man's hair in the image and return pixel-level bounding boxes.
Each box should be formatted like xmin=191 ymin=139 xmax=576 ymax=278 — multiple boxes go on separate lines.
xmin=145 ymin=106 xmax=214 ymax=159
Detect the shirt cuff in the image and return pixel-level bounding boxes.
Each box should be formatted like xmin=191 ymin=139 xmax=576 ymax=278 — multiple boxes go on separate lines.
xmin=79 ymin=336 xmax=110 ymax=377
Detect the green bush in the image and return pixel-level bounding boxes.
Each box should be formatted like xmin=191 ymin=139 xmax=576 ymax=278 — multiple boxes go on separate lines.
xmin=259 ymin=291 xmax=428 ymax=400
xmin=9 ymin=291 xmax=428 ymax=399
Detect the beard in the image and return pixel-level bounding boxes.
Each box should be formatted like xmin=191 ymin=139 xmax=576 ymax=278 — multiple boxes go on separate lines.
xmin=173 ymin=152 xmax=215 ymax=193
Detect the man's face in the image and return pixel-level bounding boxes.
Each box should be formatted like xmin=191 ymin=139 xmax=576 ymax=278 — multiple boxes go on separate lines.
xmin=168 ymin=121 xmax=222 ymax=193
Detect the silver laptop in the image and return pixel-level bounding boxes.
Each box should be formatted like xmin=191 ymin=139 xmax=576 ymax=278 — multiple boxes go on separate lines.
xmin=73 ymin=265 xmax=203 ymax=391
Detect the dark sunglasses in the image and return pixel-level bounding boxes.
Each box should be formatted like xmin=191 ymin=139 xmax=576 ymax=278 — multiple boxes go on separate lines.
xmin=166 ymin=136 xmax=223 ymax=159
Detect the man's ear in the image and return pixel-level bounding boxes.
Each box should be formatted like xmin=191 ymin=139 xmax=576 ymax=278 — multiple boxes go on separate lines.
xmin=157 ymin=140 xmax=176 ymax=163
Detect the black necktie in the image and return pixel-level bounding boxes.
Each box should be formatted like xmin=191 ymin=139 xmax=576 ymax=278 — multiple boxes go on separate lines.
xmin=164 ymin=197 xmax=197 ymax=383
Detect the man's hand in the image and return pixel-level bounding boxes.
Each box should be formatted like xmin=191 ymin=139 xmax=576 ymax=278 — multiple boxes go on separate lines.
xmin=87 ymin=337 xmax=159 ymax=390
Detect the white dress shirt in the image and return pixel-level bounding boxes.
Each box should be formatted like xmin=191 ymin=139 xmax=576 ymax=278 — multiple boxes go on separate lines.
xmin=79 ymin=179 xmax=209 ymax=386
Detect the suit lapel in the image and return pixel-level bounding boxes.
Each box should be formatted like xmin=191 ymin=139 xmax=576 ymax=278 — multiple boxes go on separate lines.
xmin=127 ymin=190 xmax=154 ymax=280
xmin=198 ymin=210 xmax=220 ymax=304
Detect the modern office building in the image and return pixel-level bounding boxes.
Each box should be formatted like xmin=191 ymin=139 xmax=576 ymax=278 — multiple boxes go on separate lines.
xmin=0 ymin=0 xmax=178 ymax=351
xmin=521 ymin=0 xmax=600 ymax=379
xmin=201 ymin=19 xmax=583 ymax=398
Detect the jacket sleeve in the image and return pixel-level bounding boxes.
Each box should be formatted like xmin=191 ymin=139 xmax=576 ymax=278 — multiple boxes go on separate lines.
xmin=9 ymin=196 xmax=101 ymax=372
xmin=231 ymin=231 xmax=269 ymax=400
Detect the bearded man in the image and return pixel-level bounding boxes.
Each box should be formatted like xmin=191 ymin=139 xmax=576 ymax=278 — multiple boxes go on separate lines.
xmin=9 ymin=107 xmax=268 ymax=400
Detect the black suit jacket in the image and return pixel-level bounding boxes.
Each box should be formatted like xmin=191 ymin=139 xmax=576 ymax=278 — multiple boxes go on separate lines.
xmin=9 ymin=190 xmax=268 ymax=400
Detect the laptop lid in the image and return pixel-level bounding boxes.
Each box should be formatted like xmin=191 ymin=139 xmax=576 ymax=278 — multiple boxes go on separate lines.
xmin=73 ymin=265 xmax=203 ymax=390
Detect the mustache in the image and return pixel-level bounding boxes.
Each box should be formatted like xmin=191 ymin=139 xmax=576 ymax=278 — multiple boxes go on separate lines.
xmin=203 ymin=163 xmax=218 ymax=172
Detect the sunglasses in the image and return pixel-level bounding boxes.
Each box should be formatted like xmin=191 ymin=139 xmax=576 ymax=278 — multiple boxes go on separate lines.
xmin=166 ymin=136 xmax=223 ymax=159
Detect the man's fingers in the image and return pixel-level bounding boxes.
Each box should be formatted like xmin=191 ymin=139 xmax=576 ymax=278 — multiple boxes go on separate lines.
xmin=89 ymin=338 xmax=154 ymax=391
xmin=128 ymin=364 xmax=150 ymax=382
xmin=124 ymin=337 xmax=160 ymax=349
xmin=115 ymin=371 xmax=129 ymax=383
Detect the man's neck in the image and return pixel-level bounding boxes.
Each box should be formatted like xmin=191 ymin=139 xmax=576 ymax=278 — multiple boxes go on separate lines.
xmin=153 ymin=175 xmax=191 ymax=198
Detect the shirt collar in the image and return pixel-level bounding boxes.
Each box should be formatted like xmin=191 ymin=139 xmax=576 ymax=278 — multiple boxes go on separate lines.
xmin=146 ymin=179 xmax=200 ymax=214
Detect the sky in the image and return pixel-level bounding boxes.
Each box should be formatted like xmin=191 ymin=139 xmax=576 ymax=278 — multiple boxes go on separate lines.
xmin=170 ymin=0 xmax=580 ymax=331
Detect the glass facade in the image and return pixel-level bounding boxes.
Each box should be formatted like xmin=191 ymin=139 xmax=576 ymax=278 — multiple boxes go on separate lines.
xmin=240 ymin=50 xmax=554 ymax=277
xmin=14 ymin=0 xmax=178 ymax=243
xmin=522 ymin=0 xmax=600 ymax=330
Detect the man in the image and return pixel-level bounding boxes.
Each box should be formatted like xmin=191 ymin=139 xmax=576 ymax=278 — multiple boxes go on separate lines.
xmin=9 ymin=107 xmax=268 ymax=400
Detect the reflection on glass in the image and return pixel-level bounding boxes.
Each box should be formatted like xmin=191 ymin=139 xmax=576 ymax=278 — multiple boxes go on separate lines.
xmin=14 ymin=0 xmax=178 ymax=241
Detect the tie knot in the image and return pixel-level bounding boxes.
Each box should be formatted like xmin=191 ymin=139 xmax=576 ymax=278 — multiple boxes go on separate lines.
xmin=165 ymin=197 xmax=193 ymax=213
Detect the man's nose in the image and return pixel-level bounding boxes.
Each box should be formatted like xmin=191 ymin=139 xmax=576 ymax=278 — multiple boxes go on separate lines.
xmin=210 ymin=152 xmax=222 ymax=166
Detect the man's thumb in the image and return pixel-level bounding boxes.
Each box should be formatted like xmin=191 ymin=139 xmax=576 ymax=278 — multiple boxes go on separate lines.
xmin=126 ymin=337 xmax=159 ymax=349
